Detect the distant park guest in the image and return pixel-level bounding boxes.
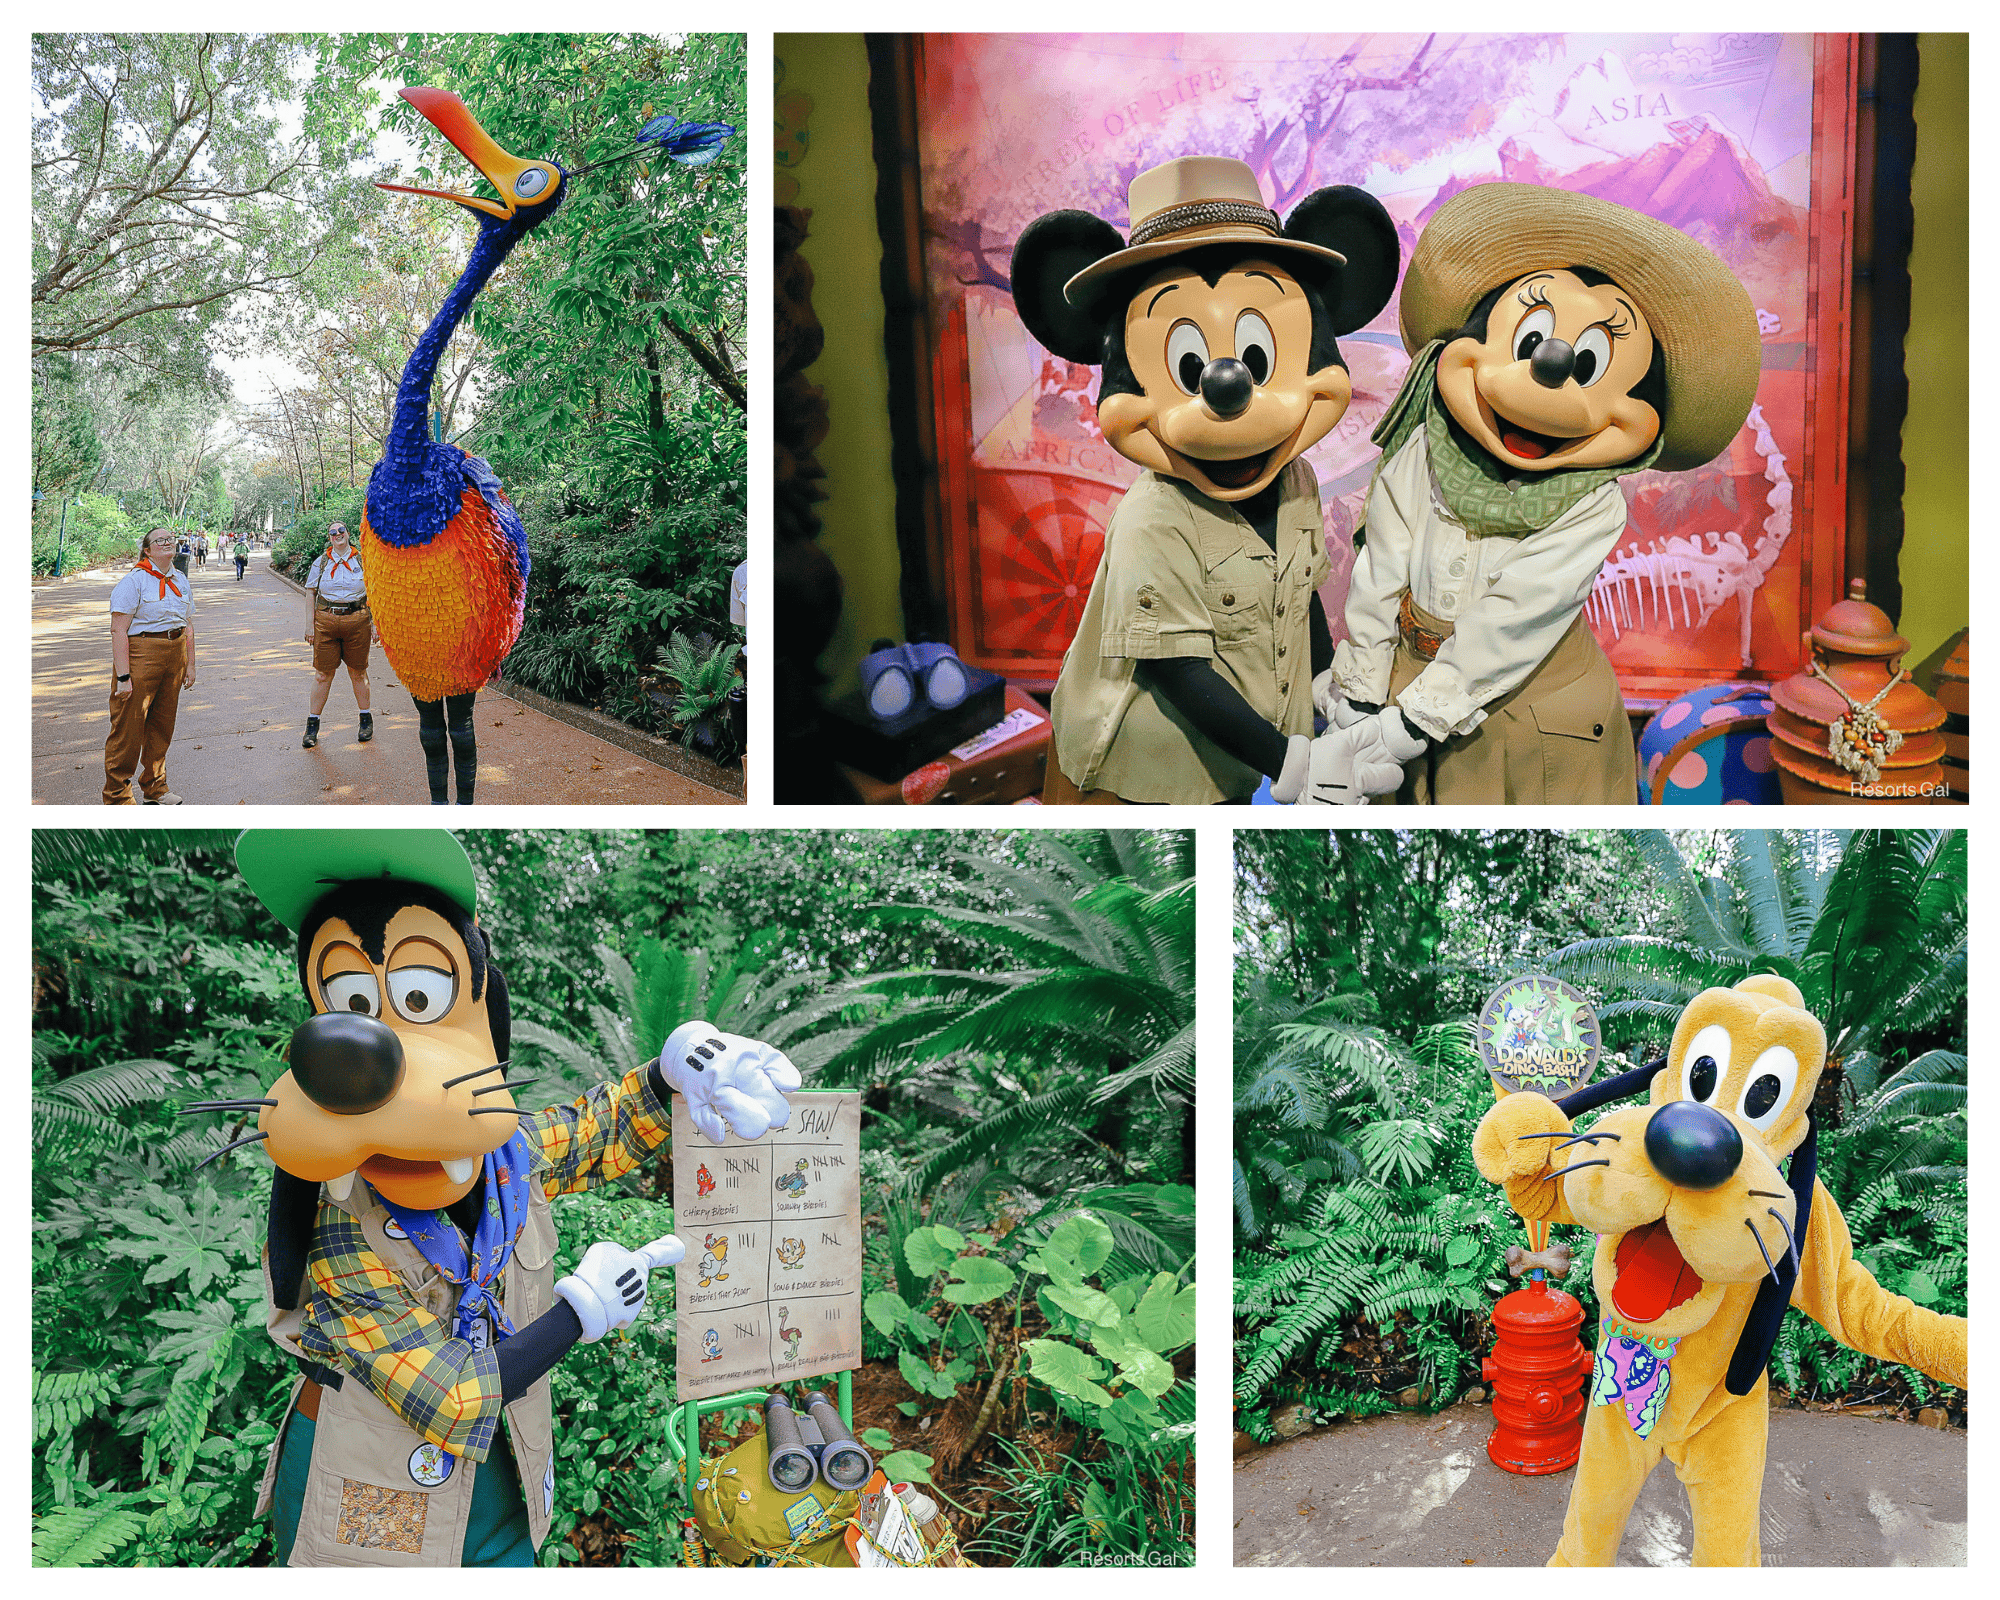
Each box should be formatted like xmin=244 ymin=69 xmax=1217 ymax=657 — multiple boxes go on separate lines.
xmin=234 ymin=534 xmax=249 ymax=581
xmin=195 ymin=531 xmax=208 ymax=568
xmin=301 ymin=522 xmax=374 ymax=748
xmin=104 ymin=528 xmax=195 ymax=804
xmin=173 ymin=534 xmax=192 ymax=577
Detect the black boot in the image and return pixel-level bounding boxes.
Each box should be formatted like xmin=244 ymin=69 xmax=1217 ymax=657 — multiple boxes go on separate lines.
xmin=416 ymin=699 xmax=449 ymax=803
xmin=446 ymin=692 xmax=477 ymax=804
xmin=358 ymin=711 xmax=374 ymax=744
xmin=302 ymin=715 xmax=320 ymax=750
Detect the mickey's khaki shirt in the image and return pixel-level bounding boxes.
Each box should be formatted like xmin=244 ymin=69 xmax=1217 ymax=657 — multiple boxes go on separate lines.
xmin=1050 ymin=458 xmax=1329 ymax=804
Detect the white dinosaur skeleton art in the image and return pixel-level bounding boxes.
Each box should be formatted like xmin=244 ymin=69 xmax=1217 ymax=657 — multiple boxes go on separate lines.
xmin=1586 ymin=402 xmax=1793 ymax=668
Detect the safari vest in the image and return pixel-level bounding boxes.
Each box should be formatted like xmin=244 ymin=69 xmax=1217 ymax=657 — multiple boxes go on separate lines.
xmin=255 ymin=1177 xmax=559 ymax=1567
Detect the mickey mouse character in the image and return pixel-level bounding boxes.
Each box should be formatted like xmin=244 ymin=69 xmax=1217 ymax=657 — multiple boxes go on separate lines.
xmin=1317 ymin=183 xmax=1762 ymax=803
xmin=201 ymin=830 xmax=800 ymax=1567
xmin=1011 ymin=156 xmax=1401 ymax=804
xmin=1473 ymin=976 xmax=1967 ymax=1564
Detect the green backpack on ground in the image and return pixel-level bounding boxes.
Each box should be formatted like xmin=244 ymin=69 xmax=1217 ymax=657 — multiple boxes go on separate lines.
xmin=690 ymin=1423 xmax=859 ymax=1566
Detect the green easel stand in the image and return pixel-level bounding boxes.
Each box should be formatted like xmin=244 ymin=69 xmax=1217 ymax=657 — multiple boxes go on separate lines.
xmin=663 ymin=1369 xmax=856 ymax=1512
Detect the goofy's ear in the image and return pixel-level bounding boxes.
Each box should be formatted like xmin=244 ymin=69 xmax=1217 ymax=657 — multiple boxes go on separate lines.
xmin=1284 ymin=186 xmax=1400 ymax=335
xmin=1011 ymin=211 xmax=1125 ymax=365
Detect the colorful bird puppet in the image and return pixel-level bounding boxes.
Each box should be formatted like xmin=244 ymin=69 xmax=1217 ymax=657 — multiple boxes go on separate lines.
xmin=365 ymin=88 xmax=736 ymax=804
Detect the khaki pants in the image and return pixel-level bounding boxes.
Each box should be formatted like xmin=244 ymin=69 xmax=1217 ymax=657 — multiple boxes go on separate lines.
xmin=103 ymin=631 xmax=186 ymax=803
xmin=1391 ymin=598 xmax=1637 ymax=805
xmin=1042 ymin=761 xmax=1134 ymax=805
xmin=313 ymin=605 xmax=372 ymax=674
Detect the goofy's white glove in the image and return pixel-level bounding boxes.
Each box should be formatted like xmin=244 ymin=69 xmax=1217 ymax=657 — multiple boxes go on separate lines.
xmin=659 ymin=1021 xmax=802 ymax=1143
xmin=556 ymin=1233 xmax=685 ymax=1342
xmin=1297 ymin=707 xmax=1426 ymax=805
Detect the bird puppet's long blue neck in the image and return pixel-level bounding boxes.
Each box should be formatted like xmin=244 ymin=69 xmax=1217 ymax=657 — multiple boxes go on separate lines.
xmin=368 ymin=221 xmax=521 ymax=546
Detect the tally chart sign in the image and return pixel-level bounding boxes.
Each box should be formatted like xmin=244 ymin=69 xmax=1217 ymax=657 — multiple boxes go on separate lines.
xmin=670 ymin=1090 xmax=864 ymax=1402
xmin=913 ymin=33 xmax=1853 ymax=695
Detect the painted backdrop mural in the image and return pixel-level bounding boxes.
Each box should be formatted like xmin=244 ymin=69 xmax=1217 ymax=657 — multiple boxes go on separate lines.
xmin=914 ymin=33 xmax=1852 ymax=693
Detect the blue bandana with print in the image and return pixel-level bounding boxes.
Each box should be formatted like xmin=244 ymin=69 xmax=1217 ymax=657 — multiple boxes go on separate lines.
xmin=377 ymin=1130 xmax=535 ymax=1344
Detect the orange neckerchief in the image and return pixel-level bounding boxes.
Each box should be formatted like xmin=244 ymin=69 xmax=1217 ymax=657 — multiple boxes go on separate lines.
xmin=136 ymin=560 xmax=183 ymax=600
xmin=325 ymin=549 xmax=358 ymax=575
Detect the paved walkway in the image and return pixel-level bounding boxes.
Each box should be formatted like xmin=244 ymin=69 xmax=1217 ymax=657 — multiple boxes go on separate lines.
xmin=1234 ymin=1406 xmax=1966 ymax=1566
xmin=34 ymin=551 xmax=738 ymax=806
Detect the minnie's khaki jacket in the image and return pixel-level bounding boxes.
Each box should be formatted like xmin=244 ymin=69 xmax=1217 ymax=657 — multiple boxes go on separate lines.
xmin=255 ymin=1181 xmax=559 ymax=1567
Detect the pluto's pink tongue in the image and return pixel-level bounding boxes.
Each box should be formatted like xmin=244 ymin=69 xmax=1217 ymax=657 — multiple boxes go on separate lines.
xmin=1503 ymin=429 xmax=1548 ymax=460
xmin=1612 ymin=1218 xmax=1704 ymax=1323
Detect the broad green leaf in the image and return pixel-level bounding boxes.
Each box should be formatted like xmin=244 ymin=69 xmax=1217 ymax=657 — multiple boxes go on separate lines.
xmin=1444 ymin=1235 xmax=1480 ymax=1267
xmin=1132 ymin=1273 xmax=1195 ymax=1350
xmin=878 ymin=1449 xmax=934 ymax=1485
xmin=1902 ymin=1269 xmax=1940 ymax=1305
xmin=864 ymin=1289 xmax=913 ymax=1339
xmin=931 ymin=1224 xmax=966 ymax=1252
xmin=940 ymin=1254 xmax=1015 ymax=1305
xmin=859 ymin=1427 xmax=894 ymax=1451
xmin=1042 ymin=1279 xmax=1120 ymax=1326
xmin=1109 ymin=1345 xmax=1176 ymax=1399
xmin=1023 ymin=1338 xmax=1113 ymax=1406
xmin=903 ymin=1227 xmax=954 ymax=1277
xmin=896 ymin=1349 xmax=935 ymax=1396
xmin=1044 ymin=1213 xmax=1115 ymax=1275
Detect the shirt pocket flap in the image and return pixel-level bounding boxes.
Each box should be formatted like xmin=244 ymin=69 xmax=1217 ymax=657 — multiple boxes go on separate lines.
xmin=1204 ymin=584 xmax=1260 ymax=639
xmin=1530 ymin=673 xmax=1613 ymax=742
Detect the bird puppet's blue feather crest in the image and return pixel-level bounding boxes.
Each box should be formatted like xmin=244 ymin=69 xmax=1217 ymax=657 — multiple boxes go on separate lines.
xmin=636 ymin=114 xmax=736 ymax=166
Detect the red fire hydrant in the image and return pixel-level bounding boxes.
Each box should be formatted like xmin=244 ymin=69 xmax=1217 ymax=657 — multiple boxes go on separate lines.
xmin=1482 ymin=1268 xmax=1592 ymax=1475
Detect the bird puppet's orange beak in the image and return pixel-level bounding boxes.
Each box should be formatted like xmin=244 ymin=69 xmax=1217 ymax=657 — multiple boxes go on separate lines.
xmin=376 ymin=87 xmax=560 ymax=221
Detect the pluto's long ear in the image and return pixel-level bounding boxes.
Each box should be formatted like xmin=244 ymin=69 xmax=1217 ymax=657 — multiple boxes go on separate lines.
xmin=1554 ymin=1058 xmax=1666 ymax=1118
xmin=1011 ymin=211 xmax=1125 ymax=364
xmin=1726 ymin=1112 xmax=1818 ymax=1396
xmin=1283 ymin=186 xmax=1400 ymax=335
xmin=267 ymin=1167 xmax=322 ymax=1311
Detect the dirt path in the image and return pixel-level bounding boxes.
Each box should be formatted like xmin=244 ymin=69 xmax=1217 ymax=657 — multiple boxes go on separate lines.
xmin=34 ymin=551 xmax=737 ymax=805
xmin=1233 ymin=1405 xmax=1965 ymax=1566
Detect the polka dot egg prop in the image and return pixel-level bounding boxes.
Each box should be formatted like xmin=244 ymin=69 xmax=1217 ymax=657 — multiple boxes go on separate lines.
xmin=1638 ymin=683 xmax=1782 ymax=804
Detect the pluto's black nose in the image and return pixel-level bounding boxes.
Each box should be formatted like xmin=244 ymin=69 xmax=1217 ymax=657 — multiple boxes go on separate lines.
xmin=1644 ymin=1099 xmax=1742 ymax=1190
xmin=1530 ymin=337 xmax=1576 ymax=389
xmin=290 ymin=1012 xmax=405 ymax=1114
xmin=1200 ymin=357 xmax=1255 ymax=419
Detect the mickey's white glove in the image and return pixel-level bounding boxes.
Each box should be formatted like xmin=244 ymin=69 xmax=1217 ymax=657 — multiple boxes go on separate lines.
xmin=1309 ymin=669 xmax=1377 ymax=732
xmin=555 ymin=1233 xmax=685 ymax=1342
xmin=659 ymin=1021 xmax=802 ymax=1143
xmin=1298 ymin=708 xmax=1425 ymax=805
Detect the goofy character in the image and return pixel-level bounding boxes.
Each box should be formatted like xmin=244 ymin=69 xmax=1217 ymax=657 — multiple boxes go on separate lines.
xmin=1474 ymin=976 xmax=1967 ymax=1563
xmin=200 ymin=830 xmax=800 ymax=1566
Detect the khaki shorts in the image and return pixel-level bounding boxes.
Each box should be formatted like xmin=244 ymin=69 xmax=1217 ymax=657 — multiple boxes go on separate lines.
xmin=313 ymin=605 xmax=372 ymax=674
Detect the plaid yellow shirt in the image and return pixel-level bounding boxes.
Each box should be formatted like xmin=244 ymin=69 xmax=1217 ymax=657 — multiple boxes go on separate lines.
xmin=298 ymin=1062 xmax=672 ymax=1460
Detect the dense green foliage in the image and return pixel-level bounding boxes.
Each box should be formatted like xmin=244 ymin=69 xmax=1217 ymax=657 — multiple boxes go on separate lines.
xmin=1233 ymin=830 xmax=1967 ymax=1439
xmin=33 ymin=828 xmax=1193 ymax=1566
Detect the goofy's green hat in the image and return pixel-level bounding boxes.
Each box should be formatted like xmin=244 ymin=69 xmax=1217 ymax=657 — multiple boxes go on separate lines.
xmin=235 ymin=829 xmax=479 ymax=930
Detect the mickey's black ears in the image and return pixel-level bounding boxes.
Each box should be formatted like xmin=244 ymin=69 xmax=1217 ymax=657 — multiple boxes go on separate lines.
xmin=1283 ymin=185 xmax=1401 ymax=335
xmin=1010 ymin=210 xmax=1125 ymax=365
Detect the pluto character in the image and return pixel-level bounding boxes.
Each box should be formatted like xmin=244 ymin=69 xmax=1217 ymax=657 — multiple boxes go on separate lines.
xmin=1473 ymin=976 xmax=1966 ymax=1563
xmin=1319 ymin=183 xmax=1762 ymax=803
xmin=1010 ymin=156 xmax=1400 ymax=803
xmin=190 ymin=830 xmax=799 ymax=1567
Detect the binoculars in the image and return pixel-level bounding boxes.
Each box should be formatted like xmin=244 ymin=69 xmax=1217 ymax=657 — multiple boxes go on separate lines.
xmin=764 ymin=1390 xmax=874 ymax=1494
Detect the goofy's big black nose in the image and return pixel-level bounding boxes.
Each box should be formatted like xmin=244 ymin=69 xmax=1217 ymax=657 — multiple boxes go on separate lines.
xmin=1529 ymin=337 xmax=1576 ymax=389
xmin=1644 ymin=1099 xmax=1742 ymax=1190
xmin=290 ymin=1012 xmax=405 ymax=1115
xmin=1200 ymin=357 xmax=1254 ymax=419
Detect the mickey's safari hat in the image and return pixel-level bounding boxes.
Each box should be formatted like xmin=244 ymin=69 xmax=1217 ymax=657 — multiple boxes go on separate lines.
xmin=236 ymin=829 xmax=479 ymax=930
xmin=1063 ymin=156 xmax=1347 ymax=309
xmin=1398 ymin=183 xmax=1761 ymax=471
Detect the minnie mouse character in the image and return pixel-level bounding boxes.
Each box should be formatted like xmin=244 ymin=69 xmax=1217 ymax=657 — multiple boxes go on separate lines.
xmin=1011 ymin=156 xmax=1401 ymax=804
xmin=1316 ymin=183 xmax=1763 ymax=803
